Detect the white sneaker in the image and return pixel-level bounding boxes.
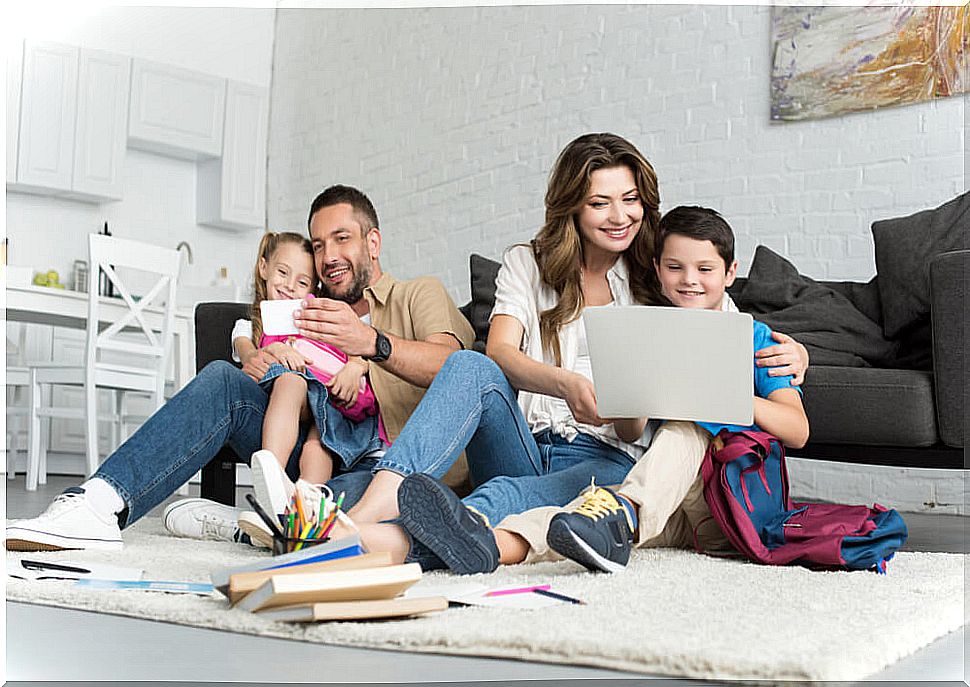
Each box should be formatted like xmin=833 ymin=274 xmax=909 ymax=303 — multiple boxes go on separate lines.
xmin=163 ymin=498 xmax=244 ymax=543
xmin=237 ymin=510 xmax=275 ymax=550
xmin=250 ymin=449 xmax=295 ymax=516
xmin=6 ymin=487 xmax=123 ymax=552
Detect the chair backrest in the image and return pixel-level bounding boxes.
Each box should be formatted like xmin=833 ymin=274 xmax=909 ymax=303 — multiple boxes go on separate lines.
xmin=86 ymin=234 xmax=181 ymax=375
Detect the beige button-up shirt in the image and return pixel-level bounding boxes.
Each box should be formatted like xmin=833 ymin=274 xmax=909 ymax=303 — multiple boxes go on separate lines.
xmin=364 ymin=271 xmax=475 ymax=443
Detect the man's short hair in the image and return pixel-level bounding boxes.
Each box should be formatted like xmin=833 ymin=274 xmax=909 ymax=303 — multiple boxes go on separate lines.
xmin=657 ymin=206 xmax=735 ymax=268
xmin=307 ymin=185 xmax=379 ymax=235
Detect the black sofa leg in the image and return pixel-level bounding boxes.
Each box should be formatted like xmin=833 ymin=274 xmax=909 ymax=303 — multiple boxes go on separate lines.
xmin=200 ymin=448 xmax=238 ymax=506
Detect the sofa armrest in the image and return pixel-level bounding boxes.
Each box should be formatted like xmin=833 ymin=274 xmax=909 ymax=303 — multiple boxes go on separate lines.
xmin=194 ymin=301 xmax=251 ymax=506
xmin=930 ymin=249 xmax=967 ymax=448
xmin=194 ymin=302 xmax=251 ymax=372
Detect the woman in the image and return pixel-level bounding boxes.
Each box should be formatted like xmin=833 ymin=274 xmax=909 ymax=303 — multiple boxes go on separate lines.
xmin=324 ymin=133 xmax=807 ymax=573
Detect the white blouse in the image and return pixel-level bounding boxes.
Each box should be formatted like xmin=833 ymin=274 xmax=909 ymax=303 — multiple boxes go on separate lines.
xmin=490 ymin=244 xmax=657 ymax=461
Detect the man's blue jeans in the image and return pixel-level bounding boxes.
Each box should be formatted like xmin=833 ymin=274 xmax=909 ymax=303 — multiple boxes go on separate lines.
xmin=94 ymin=361 xmax=376 ymax=526
xmin=370 ymin=350 xmax=636 ymax=526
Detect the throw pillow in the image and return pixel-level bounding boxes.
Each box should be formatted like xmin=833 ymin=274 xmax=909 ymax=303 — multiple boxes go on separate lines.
xmin=872 ymin=192 xmax=970 ymax=339
xmin=467 ymin=253 xmax=501 ymax=346
xmin=739 ymin=246 xmax=896 ymax=367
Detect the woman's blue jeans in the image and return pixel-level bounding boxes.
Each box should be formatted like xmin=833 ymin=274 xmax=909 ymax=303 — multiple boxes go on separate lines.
xmin=369 ymin=350 xmax=636 ymax=526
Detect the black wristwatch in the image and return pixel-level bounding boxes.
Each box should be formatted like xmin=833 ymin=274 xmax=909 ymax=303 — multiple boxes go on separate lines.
xmin=366 ymin=327 xmax=392 ymax=363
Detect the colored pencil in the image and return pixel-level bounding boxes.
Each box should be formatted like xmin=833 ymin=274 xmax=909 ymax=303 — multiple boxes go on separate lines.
xmin=532 ymin=588 xmax=584 ymax=605
xmin=486 ymin=584 xmax=551 ymax=597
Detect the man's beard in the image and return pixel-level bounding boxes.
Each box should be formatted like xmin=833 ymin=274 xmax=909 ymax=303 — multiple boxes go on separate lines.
xmin=319 ymin=260 xmax=371 ymax=304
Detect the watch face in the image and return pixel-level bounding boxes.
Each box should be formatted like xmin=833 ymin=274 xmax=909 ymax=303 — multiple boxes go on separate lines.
xmin=376 ymin=332 xmax=392 ymax=359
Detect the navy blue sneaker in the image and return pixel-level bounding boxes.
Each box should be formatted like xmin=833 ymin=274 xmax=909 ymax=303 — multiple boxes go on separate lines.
xmin=546 ymin=482 xmax=635 ymax=573
xmin=397 ymin=473 xmax=499 ymax=575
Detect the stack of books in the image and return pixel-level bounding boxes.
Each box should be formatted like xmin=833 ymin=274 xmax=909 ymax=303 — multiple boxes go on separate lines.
xmin=210 ymin=534 xmax=448 ymax=622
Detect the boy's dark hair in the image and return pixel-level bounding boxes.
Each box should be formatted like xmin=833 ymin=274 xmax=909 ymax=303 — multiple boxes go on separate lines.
xmin=657 ymin=205 xmax=735 ymax=269
xmin=307 ymin=185 xmax=379 ymax=236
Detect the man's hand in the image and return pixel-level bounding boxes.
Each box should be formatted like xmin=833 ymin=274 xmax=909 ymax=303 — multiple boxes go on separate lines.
xmin=295 ymin=298 xmax=377 ymax=357
xmin=263 ymin=341 xmax=312 ymax=372
xmin=755 ymin=331 xmax=810 ymax=385
xmin=326 ymin=364 xmax=363 ymax=407
xmin=561 ymin=371 xmax=605 ymax=427
xmin=241 ymin=349 xmax=275 ymax=382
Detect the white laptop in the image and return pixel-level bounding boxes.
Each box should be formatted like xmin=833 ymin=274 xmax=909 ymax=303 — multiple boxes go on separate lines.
xmin=583 ymin=305 xmax=754 ymax=425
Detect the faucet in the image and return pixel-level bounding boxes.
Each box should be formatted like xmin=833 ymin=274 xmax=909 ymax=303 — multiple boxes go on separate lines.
xmin=176 ymin=241 xmax=193 ymax=281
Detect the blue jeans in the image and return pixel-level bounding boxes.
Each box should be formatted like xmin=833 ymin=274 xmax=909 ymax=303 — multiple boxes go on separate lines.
xmin=94 ymin=361 xmax=380 ymax=526
xmin=370 ymin=350 xmax=636 ymax=525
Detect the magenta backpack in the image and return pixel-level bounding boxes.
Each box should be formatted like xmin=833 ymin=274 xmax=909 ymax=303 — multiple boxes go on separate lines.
xmin=699 ymin=430 xmax=907 ymax=573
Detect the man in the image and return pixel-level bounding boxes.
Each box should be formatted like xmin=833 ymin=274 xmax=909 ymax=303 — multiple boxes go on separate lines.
xmin=6 ymin=185 xmax=474 ymax=552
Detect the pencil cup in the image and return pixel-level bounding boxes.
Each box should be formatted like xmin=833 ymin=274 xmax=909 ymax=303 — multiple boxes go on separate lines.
xmin=271 ymin=533 xmax=330 ymax=556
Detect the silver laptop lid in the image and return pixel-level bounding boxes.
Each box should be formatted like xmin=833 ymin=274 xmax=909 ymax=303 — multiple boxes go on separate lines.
xmin=583 ymin=305 xmax=753 ymax=426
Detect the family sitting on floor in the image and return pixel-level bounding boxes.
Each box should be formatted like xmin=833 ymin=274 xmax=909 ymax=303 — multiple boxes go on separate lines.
xmin=6 ymin=132 xmax=810 ymax=575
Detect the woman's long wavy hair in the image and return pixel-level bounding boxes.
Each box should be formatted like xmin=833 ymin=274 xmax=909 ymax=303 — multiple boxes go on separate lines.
xmin=250 ymin=231 xmax=316 ymax=344
xmin=532 ymin=133 xmax=665 ymax=366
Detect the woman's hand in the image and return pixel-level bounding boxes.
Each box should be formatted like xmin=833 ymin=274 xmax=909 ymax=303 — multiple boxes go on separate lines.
xmin=755 ymin=332 xmax=810 ymax=385
xmin=559 ymin=370 xmax=605 ymax=427
xmin=326 ymin=360 xmax=366 ymax=407
xmin=263 ymin=341 xmax=312 ymax=372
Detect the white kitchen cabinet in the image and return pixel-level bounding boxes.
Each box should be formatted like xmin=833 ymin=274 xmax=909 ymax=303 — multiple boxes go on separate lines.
xmin=8 ymin=42 xmax=130 ymax=203
xmin=6 ymin=40 xmax=23 ymax=183
xmin=12 ymin=41 xmax=78 ymax=194
xmin=197 ymin=80 xmax=269 ymax=230
xmin=69 ymin=49 xmax=131 ymax=201
xmin=128 ymin=59 xmax=226 ymax=160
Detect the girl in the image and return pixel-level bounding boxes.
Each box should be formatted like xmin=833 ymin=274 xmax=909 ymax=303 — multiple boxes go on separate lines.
xmin=233 ymin=232 xmax=386 ymax=516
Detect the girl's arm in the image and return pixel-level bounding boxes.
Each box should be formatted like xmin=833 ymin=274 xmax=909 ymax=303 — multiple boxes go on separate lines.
xmin=234 ymin=336 xmax=260 ymax=366
xmin=486 ymin=314 xmax=604 ymax=426
xmin=753 ymin=388 xmax=810 ymax=448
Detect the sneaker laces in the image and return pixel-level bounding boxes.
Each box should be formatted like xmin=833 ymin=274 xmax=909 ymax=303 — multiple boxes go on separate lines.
xmin=199 ymin=513 xmax=238 ymax=541
xmin=45 ymin=491 xmax=86 ymax=518
xmin=574 ymin=479 xmax=622 ymax=522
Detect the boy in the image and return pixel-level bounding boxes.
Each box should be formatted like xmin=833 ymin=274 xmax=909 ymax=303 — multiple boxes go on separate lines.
xmin=380 ymin=205 xmax=809 ymax=575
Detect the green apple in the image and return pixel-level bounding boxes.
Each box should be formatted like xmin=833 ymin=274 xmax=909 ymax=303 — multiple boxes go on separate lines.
xmin=46 ymin=269 xmax=60 ymax=284
xmin=33 ymin=272 xmax=48 ymax=286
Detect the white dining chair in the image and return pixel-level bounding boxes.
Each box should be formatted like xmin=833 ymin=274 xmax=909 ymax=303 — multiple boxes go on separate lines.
xmin=26 ymin=234 xmax=180 ymax=490
xmin=6 ymin=324 xmax=36 ymax=482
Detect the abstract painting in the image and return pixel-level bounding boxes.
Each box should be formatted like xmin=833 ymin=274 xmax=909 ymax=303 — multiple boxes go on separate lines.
xmin=770 ymin=5 xmax=969 ymax=121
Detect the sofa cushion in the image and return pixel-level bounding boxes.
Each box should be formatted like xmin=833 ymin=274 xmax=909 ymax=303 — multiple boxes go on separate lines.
xmin=738 ymin=246 xmax=896 ymax=367
xmin=872 ymin=192 xmax=970 ymax=339
xmin=801 ymin=366 xmax=937 ymax=446
xmin=465 ymin=253 xmax=502 ymax=350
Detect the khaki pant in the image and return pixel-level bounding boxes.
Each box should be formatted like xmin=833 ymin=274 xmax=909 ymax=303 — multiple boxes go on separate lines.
xmin=495 ymin=421 xmax=732 ymax=563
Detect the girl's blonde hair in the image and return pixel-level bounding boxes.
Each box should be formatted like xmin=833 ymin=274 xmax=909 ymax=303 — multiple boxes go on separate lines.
xmin=532 ymin=133 xmax=665 ymax=366
xmin=250 ymin=231 xmax=316 ymax=344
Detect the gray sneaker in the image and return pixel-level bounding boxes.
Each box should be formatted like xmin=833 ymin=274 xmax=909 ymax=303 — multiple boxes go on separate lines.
xmin=162 ymin=498 xmax=249 ymax=544
xmin=397 ymin=473 xmax=499 ymax=575
xmin=6 ymin=487 xmax=123 ymax=552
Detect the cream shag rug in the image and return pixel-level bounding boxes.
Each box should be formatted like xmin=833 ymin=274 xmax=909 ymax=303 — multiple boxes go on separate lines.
xmin=6 ymin=518 xmax=966 ymax=682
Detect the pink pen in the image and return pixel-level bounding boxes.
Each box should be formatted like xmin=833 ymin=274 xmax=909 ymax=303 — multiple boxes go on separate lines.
xmin=485 ymin=584 xmax=552 ymax=597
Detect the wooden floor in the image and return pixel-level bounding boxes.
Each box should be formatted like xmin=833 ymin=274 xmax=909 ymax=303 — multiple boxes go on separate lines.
xmin=5 ymin=474 xmax=968 ymax=685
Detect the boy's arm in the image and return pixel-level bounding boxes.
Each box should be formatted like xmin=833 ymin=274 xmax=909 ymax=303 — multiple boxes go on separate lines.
xmin=611 ymin=417 xmax=651 ymax=443
xmin=753 ymin=388 xmax=809 ymax=448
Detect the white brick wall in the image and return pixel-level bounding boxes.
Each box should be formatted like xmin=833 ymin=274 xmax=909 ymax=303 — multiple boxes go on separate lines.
xmin=267 ymin=4 xmax=967 ymax=514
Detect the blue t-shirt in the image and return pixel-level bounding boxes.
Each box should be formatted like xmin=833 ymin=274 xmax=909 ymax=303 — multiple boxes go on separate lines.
xmin=697 ymin=319 xmax=801 ymax=437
